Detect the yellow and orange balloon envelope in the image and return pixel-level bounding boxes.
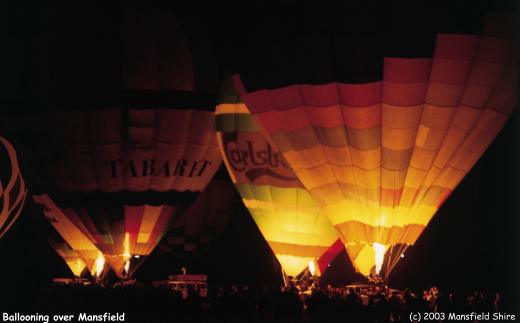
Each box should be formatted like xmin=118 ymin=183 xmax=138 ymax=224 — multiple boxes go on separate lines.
xmin=216 ymin=88 xmax=342 ymax=277
xmin=235 ymin=18 xmax=517 ymax=276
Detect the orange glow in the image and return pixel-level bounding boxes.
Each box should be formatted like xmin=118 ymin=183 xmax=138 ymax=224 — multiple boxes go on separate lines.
xmin=123 ymin=259 xmax=130 ymax=276
xmin=215 ymin=103 xmax=340 ymax=277
xmin=94 ymin=253 xmax=105 ymax=278
xmin=234 ymin=22 xmax=517 ymax=279
xmin=373 ymin=243 xmax=386 ymax=275
xmin=308 ymin=260 xmax=316 ymax=276
xmin=66 ymin=259 xmax=87 ymax=277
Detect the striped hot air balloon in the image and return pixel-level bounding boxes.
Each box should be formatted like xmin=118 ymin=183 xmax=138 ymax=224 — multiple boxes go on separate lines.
xmin=216 ymin=77 xmax=343 ymax=277
xmin=0 ymin=136 xmax=27 ymax=238
xmin=233 ymin=12 xmax=517 ymax=278
xmin=25 ymin=105 xmax=222 ymax=279
xmin=6 ymin=7 xmax=222 ymax=279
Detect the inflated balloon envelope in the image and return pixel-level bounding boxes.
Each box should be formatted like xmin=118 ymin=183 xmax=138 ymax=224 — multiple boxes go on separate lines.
xmin=216 ymin=77 xmax=345 ymax=278
xmin=8 ymin=8 xmax=223 ymax=279
xmin=0 ymin=136 xmax=27 ymax=239
xmin=27 ymin=102 xmax=223 ymax=279
xmin=233 ymin=13 xmax=517 ymax=278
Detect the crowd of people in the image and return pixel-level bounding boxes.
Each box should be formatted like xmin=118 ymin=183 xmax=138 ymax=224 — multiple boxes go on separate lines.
xmin=4 ymin=280 xmax=513 ymax=323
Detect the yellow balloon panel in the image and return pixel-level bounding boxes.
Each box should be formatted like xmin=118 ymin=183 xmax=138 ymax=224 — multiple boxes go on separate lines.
xmin=65 ymin=259 xmax=88 ymax=277
xmin=345 ymin=244 xmax=378 ymax=277
xmin=276 ymin=254 xmax=317 ymax=278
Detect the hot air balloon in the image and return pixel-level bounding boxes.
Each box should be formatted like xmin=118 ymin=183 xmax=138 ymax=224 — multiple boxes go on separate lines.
xmin=160 ymin=176 xmax=236 ymax=259
xmin=2 ymin=8 xmax=223 ymax=279
xmin=233 ymin=12 xmax=517 ymax=279
xmin=32 ymin=105 xmax=221 ymax=278
xmin=216 ymin=77 xmax=343 ymax=278
xmin=0 ymin=136 xmax=27 ymax=238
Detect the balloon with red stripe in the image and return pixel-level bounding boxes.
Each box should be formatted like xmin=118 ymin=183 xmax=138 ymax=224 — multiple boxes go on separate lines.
xmin=233 ymin=12 xmax=517 ymax=279
xmin=216 ymin=76 xmax=344 ymax=278
xmin=5 ymin=8 xmax=222 ymax=279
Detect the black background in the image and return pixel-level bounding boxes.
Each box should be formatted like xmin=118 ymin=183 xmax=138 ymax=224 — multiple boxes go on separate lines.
xmin=0 ymin=0 xmax=518 ymax=310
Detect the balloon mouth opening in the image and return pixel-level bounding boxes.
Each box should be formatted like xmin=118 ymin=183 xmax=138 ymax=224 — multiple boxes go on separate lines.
xmin=373 ymin=243 xmax=386 ymax=275
xmin=308 ymin=260 xmax=316 ymax=276
xmin=122 ymin=253 xmax=132 ymax=276
xmin=94 ymin=253 xmax=106 ymax=278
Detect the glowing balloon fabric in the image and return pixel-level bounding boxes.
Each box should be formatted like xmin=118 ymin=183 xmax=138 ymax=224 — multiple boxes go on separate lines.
xmin=49 ymin=231 xmax=89 ymax=277
xmin=12 ymin=9 xmax=223 ymax=278
xmin=30 ymin=107 xmax=221 ymax=278
xmin=234 ymin=17 xmax=517 ymax=276
xmin=216 ymin=85 xmax=341 ymax=277
xmin=34 ymin=194 xmax=109 ymax=278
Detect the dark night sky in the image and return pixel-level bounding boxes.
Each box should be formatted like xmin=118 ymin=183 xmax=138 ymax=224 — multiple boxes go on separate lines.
xmin=0 ymin=0 xmax=519 ymax=308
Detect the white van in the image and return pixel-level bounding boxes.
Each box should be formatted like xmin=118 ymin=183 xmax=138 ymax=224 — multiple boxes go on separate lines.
xmin=153 ymin=274 xmax=208 ymax=299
